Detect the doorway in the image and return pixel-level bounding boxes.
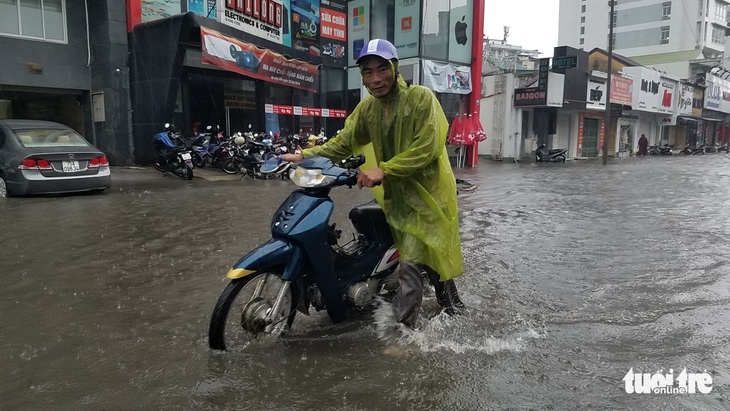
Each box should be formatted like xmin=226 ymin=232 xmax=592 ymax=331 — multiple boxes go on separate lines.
xmin=583 ymin=118 xmax=600 ymax=157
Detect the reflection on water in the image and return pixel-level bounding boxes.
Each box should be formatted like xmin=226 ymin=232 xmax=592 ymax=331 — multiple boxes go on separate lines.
xmin=2 ymin=157 xmax=730 ymax=410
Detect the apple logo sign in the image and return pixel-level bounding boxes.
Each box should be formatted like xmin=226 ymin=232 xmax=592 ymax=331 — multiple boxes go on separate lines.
xmin=455 ymin=15 xmax=468 ymax=45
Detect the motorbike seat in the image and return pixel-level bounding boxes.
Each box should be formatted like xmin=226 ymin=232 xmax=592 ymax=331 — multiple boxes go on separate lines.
xmin=547 ymin=149 xmax=565 ymax=154
xmin=349 ymin=201 xmax=393 ymax=244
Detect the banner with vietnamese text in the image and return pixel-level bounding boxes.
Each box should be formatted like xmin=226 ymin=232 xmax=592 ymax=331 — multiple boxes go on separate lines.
xmin=201 ymin=27 xmax=319 ymax=92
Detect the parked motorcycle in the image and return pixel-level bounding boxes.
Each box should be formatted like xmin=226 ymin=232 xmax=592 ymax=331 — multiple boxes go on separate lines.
xmin=648 ymin=144 xmax=673 ymax=155
xmin=191 ymin=125 xmax=232 ymax=168
xmin=535 ymin=144 xmax=567 ymax=163
xmin=222 ymin=133 xmax=267 ymax=177
xmin=260 ymin=155 xmax=293 ymax=179
xmin=208 ymin=155 xmax=400 ymax=350
xmin=678 ymin=145 xmax=705 ymax=155
xmin=152 ymin=123 xmax=194 ymax=180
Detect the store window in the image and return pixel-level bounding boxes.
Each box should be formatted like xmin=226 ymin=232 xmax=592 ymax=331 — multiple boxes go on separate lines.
xmin=421 ymin=0 xmax=449 ymax=61
xmin=0 ymin=0 xmax=66 ymax=42
xmin=321 ymin=66 xmax=346 ymax=136
xmin=420 ymin=0 xmax=473 ymax=64
xmin=264 ymin=84 xmax=323 ymax=136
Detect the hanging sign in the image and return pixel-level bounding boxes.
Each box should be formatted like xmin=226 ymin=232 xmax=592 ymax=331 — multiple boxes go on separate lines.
xmin=422 ymin=60 xmax=472 ymax=94
xmin=201 ymin=27 xmax=319 ymax=92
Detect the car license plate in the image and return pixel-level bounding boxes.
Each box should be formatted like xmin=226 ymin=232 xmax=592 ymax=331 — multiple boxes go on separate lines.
xmin=62 ymin=160 xmax=80 ymax=172
xmin=181 ymin=153 xmax=192 ymax=160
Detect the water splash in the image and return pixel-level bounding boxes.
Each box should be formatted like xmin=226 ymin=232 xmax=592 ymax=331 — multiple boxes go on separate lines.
xmin=372 ymin=298 xmax=540 ymax=355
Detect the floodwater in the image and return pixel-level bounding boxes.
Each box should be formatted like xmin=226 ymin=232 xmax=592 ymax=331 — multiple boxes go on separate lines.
xmin=2 ymin=156 xmax=730 ymax=410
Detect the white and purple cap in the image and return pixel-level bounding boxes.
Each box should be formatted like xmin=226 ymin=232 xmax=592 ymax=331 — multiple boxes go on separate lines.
xmin=356 ymin=39 xmax=399 ymax=65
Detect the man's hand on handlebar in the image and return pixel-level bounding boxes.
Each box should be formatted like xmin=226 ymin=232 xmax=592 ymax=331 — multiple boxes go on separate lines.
xmin=357 ymin=168 xmax=384 ymax=189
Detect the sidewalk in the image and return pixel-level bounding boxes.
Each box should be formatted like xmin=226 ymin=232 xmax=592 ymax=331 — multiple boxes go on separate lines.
xmin=115 ymin=166 xmax=242 ymax=182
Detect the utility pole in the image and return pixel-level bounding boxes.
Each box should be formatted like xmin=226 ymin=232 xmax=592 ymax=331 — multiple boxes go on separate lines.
xmin=603 ymin=0 xmax=615 ymax=165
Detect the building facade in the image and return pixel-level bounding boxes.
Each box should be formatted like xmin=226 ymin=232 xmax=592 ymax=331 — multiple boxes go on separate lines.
xmin=1 ymin=0 xmax=483 ymax=165
xmin=558 ymin=0 xmax=729 ymax=79
xmin=0 ymin=0 xmax=133 ymax=164
xmin=129 ymin=0 xmax=484 ymax=164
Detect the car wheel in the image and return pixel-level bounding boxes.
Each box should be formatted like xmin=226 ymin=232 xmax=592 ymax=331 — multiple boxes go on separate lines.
xmin=0 ymin=176 xmax=7 ymax=197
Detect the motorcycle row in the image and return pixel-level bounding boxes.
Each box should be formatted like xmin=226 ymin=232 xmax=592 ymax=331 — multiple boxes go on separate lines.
xmin=531 ymin=143 xmax=730 ymax=164
xmin=152 ymin=123 xmax=331 ymax=179
xmin=649 ymin=143 xmax=730 ymax=156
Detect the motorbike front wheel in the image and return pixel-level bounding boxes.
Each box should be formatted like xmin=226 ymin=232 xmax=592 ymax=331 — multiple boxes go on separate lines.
xmin=209 ymin=273 xmax=297 ymax=350
xmin=191 ymin=152 xmax=206 ymax=168
xmin=222 ymin=158 xmax=242 ymax=174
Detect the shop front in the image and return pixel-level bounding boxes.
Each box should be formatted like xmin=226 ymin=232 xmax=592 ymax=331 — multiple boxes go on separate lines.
xmin=129 ymin=3 xmax=349 ymax=164
xmin=702 ymin=72 xmax=730 ymax=147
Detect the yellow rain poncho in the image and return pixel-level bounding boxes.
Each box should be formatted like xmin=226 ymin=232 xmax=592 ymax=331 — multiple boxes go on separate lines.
xmin=303 ymin=77 xmax=463 ymax=281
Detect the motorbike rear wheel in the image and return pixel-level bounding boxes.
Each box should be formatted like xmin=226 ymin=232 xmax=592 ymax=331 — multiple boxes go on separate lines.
xmin=180 ymin=165 xmax=194 ymax=180
xmin=209 ymin=273 xmax=297 ymax=350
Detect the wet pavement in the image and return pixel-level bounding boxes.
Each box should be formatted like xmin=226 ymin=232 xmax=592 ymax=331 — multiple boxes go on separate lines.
xmin=2 ymin=155 xmax=730 ymax=410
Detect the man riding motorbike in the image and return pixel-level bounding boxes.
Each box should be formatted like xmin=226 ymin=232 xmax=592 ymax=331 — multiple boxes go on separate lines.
xmin=282 ymin=39 xmax=464 ymax=328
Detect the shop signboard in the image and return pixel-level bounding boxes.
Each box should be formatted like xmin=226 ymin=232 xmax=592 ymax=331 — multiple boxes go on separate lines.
xmin=347 ymin=0 xmax=370 ymax=66
xmin=224 ymin=90 xmax=257 ymax=109
xmin=552 ymin=55 xmax=577 ymax=70
xmin=422 ymin=60 xmax=471 ymax=94
xmin=141 ymin=0 xmax=181 ymax=22
xmin=189 ymin=0 xmax=217 ymax=18
xmin=704 ymin=73 xmax=730 ymax=113
xmin=265 ymin=104 xmax=346 ymax=117
xmin=677 ymin=82 xmax=693 ymax=116
xmin=514 ymin=87 xmax=546 ymax=107
xmin=201 ymin=27 xmax=319 ymax=92
xmin=217 ymin=0 xmax=286 ymax=45
xmin=623 ymin=66 xmax=661 ymax=112
xmin=291 ymin=0 xmax=321 ymax=56
xmin=447 ymin=0 xmax=473 ymax=64
xmin=657 ymin=76 xmax=676 ymax=115
xmin=586 ymin=78 xmax=606 ymax=110
xmin=320 ymin=0 xmax=347 ymax=65
xmin=610 ymin=75 xmax=632 ymax=106
xmin=393 ymin=0 xmax=419 ymax=59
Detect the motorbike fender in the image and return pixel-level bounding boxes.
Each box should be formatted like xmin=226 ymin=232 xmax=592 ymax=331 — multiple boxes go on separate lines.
xmin=227 ymin=238 xmax=300 ymax=279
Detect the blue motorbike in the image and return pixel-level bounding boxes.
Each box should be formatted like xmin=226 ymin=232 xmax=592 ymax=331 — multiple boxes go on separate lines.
xmin=152 ymin=124 xmax=194 ymax=180
xmin=208 ymin=155 xmax=400 ymax=350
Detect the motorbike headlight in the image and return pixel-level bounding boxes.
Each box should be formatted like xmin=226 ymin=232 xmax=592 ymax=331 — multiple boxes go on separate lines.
xmin=289 ymin=166 xmax=335 ymax=188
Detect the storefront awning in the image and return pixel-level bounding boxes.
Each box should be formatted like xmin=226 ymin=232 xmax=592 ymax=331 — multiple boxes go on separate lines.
xmin=201 ymin=27 xmax=319 ymax=93
xmin=677 ymin=115 xmax=700 ymax=122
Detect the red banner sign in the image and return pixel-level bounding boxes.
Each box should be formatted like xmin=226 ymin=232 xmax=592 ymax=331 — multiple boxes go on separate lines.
xmin=200 ymin=26 xmax=318 ymax=92
xmin=321 ymin=8 xmax=346 ymax=41
xmin=265 ymin=104 xmax=347 ymax=118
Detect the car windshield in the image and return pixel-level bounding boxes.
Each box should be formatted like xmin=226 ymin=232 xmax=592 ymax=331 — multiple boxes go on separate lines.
xmin=14 ymin=128 xmax=90 ymax=148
